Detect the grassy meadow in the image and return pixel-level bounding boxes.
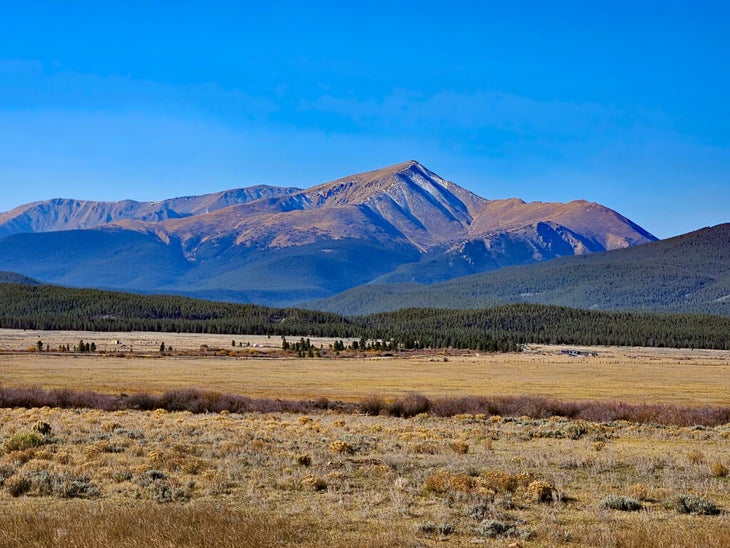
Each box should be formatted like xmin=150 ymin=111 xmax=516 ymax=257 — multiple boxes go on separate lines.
xmin=0 ymin=329 xmax=729 ymax=546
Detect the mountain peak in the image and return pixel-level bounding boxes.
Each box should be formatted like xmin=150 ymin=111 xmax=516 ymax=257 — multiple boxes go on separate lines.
xmin=382 ymin=159 xmax=425 ymax=174
xmin=320 ymin=160 xmax=433 ymax=187
xmin=0 ymin=162 xmax=658 ymax=307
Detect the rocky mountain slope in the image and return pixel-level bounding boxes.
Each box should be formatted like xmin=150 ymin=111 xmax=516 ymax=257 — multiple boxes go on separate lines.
xmin=0 ymin=161 xmax=656 ymax=305
xmin=0 ymin=186 xmax=300 ymax=240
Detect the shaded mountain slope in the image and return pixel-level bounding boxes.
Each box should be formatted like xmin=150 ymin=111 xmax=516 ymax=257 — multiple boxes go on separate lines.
xmin=306 ymin=223 xmax=730 ymax=316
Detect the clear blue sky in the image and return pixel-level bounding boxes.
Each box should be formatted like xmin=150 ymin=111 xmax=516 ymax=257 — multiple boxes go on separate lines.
xmin=1 ymin=1 xmax=728 ymax=238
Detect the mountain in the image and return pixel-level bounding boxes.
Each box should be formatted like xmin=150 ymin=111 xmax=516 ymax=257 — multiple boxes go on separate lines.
xmin=0 ymin=271 xmax=42 ymax=285
xmin=305 ymin=223 xmax=730 ymax=316
xmin=0 ymin=186 xmax=300 ymax=239
xmin=0 ymin=161 xmax=656 ymax=306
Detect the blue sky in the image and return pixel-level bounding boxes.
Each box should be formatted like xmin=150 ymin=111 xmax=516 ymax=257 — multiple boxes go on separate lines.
xmin=1 ymin=1 xmax=728 ymax=238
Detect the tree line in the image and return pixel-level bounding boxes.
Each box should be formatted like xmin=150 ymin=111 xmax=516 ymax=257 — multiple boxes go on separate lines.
xmin=1 ymin=283 xmax=729 ymax=351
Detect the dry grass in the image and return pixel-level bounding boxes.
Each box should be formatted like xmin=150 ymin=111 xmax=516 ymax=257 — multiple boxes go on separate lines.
xmin=0 ymin=329 xmax=729 ymax=545
xmin=1 ymin=330 xmax=729 ymax=405
xmin=0 ymin=499 xmax=413 ymax=547
xmin=0 ymin=406 xmax=728 ymax=546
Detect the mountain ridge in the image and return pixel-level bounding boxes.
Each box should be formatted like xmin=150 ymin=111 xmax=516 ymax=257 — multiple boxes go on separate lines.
xmin=0 ymin=161 xmax=657 ymax=306
xmin=305 ymin=223 xmax=730 ymax=316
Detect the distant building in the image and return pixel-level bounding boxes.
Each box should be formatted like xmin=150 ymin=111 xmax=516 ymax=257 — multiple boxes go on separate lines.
xmin=559 ymin=349 xmax=598 ymax=357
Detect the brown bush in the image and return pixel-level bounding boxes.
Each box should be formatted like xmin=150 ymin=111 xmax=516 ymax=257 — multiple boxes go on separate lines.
xmin=425 ymin=470 xmax=480 ymax=494
xmin=482 ymin=471 xmax=531 ymax=493
xmin=300 ymin=475 xmax=327 ymax=491
xmin=387 ymin=392 xmax=431 ymax=418
xmin=527 ymin=480 xmax=555 ymax=502
xmin=329 ymin=440 xmax=354 ymax=454
xmin=710 ymin=462 xmax=728 ymax=478
xmin=686 ymin=449 xmax=705 ymax=464
xmin=627 ymin=483 xmax=649 ymax=501
xmin=450 ymin=440 xmax=469 ymax=454
xmin=4 ymin=475 xmax=31 ymax=497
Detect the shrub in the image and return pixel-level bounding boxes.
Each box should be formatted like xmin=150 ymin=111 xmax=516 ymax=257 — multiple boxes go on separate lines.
xmin=300 ymin=475 xmax=327 ymax=491
xmin=388 ymin=392 xmax=431 ymax=418
xmin=425 ymin=470 xmax=480 ymax=494
xmin=450 ymin=440 xmax=469 ymax=454
xmin=686 ymin=449 xmax=705 ymax=464
xmin=4 ymin=470 xmax=99 ymax=499
xmin=3 ymin=432 xmax=47 ymax=452
xmin=136 ymin=470 xmax=187 ymax=503
xmin=31 ymin=421 xmax=52 ymax=436
xmin=0 ymin=464 xmax=15 ymax=485
xmin=329 ymin=440 xmax=355 ymax=454
xmin=483 ymin=470 xmax=531 ymax=493
xmin=54 ymin=474 xmax=100 ymax=499
xmin=627 ymin=483 xmax=649 ymax=501
xmin=295 ymin=454 xmax=312 ymax=467
xmin=5 ymin=475 xmax=31 ymax=497
xmin=710 ymin=462 xmax=728 ymax=478
xmin=527 ymin=480 xmax=555 ymax=503
xmin=668 ymin=494 xmax=721 ymax=515
xmin=416 ymin=522 xmax=455 ymax=536
xmin=359 ymin=395 xmax=385 ymax=416
xmin=475 ymin=520 xmax=517 ymax=538
xmin=598 ymin=495 xmax=643 ymax=511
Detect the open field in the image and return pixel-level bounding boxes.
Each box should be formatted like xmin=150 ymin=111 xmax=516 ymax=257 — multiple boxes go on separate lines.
xmin=0 ymin=329 xmax=729 ymax=546
xmin=1 ymin=406 xmax=729 ymax=546
xmin=1 ymin=329 xmax=729 ymax=405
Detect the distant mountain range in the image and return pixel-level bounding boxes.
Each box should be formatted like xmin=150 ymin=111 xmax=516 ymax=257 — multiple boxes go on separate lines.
xmin=0 ymin=161 xmax=659 ymax=307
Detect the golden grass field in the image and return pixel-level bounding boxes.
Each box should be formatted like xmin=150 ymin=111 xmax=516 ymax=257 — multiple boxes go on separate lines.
xmin=1 ymin=329 xmax=729 ymax=405
xmin=0 ymin=329 xmax=729 ymax=546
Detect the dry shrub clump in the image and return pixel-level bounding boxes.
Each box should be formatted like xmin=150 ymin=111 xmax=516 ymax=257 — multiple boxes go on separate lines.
xmin=686 ymin=449 xmax=705 ymax=464
xmin=300 ymin=474 xmax=328 ymax=491
xmin=387 ymin=392 xmax=432 ymax=418
xmin=627 ymin=483 xmax=650 ymax=501
xmin=295 ymin=454 xmax=312 ymax=467
xmin=4 ymin=475 xmax=32 ymax=497
xmin=667 ymin=494 xmax=721 ymax=515
xmin=449 ymin=440 xmax=469 ymax=454
xmin=425 ymin=470 xmax=481 ymax=494
xmin=527 ymin=480 xmax=555 ymax=503
xmin=329 ymin=440 xmax=355 ymax=454
xmin=359 ymin=394 xmax=385 ymax=416
xmin=598 ymin=495 xmax=643 ymax=512
xmin=709 ymin=462 xmax=728 ymax=478
xmin=483 ymin=470 xmax=532 ymax=493
xmin=31 ymin=421 xmax=52 ymax=436
xmin=425 ymin=469 xmax=533 ymax=496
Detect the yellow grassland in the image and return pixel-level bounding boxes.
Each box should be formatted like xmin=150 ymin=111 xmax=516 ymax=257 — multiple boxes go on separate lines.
xmin=0 ymin=328 xmax=728 ymax=405
xmin=0 ymin=329 xmax=729 ymax=546
xmin=0 ymin=407 xmax=728 ymax=546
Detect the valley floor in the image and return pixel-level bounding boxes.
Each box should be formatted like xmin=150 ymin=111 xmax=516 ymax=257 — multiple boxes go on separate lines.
xmin=1 ymin=328 xmax=729 ymax=405
xmin=0 ymin=329 xmax=728 ymax=546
